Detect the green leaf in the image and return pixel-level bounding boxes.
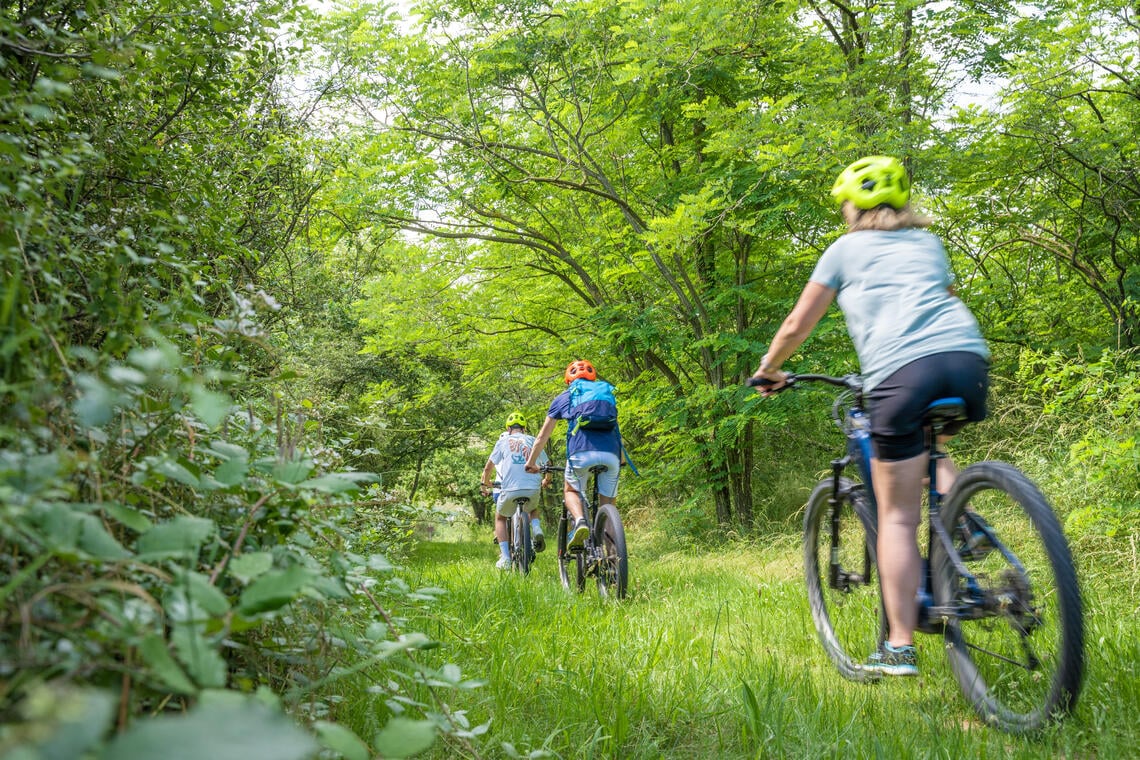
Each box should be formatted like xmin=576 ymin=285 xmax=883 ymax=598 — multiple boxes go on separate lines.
xmin=174 ymin=570 xmax=230 ymax=616
xmin=374 ymin=717 xmax=437 ymax=758
xmin=74 ymin=375 xmax=119 ymax=427
xmin=271 ymin=458 xmax=313 ymax=484
xmin=80 ymin=63 xmax=122 ymax=80
xmin=206 ymin=441 xmax=249 ymax=461
xmin=17 ymin=685 xmax=116 ymax=760
xmin=105 ymin=503 xmax=153 ymax=532
xmin=138 ymin=635 xmax=197 ymax=694
xmin=172 ymin=627 xmax=227 ymax=688
xmin=77 ymin=514 xmax=132 ymax=560
xmin=314 ymin=721 xmax=371 ymax=760
xmin=228 ymin=551 xmax=274 ymax=583
xmin=190 ymin=385 xmax=232 ymax=428
xmin=151 ymin=458 xmax=201 ymax=488
xmin=376 ymin=633 xmax=435 ymax=659
xmin=100 ymin=700 xmax=317 ymax=760
xmin=213 ymin=455 xmax=250 ymax=486
xmin=136 ymin=517 xmax=215 ymax=560
xmin=237 ymin=565 xmax=314 ymax=615
xmin=33 ymin=503 xmax=82 ymax=552
xmin=297 ymin=472 xmax=377 ymax=493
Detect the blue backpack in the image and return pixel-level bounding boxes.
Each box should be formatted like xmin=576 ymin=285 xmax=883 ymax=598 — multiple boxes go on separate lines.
xmin=567 ymin=378 xmax=618 ymax=435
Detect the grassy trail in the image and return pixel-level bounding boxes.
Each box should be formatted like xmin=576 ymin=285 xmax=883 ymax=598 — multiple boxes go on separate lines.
xmin=366 ymin=527 xmax=1136 ymax=759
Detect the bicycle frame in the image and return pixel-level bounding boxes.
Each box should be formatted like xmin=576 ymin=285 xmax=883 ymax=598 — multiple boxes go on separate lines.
xmin=763 ymin=372 xmax=1084 ymax=730
xmin=563 ymin=464 xmax=603 ymax=561
xmin=489 ymin=478 xmax=534 ymax=573
xmin=545 ymin=461 xmax=627 ymax=597
xmin=773 ymin=374 xmax=1007 ymax=631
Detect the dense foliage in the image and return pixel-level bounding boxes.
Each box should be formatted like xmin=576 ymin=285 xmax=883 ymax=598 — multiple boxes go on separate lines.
xmin=1 ymin=0 xmax=1137 ymax=757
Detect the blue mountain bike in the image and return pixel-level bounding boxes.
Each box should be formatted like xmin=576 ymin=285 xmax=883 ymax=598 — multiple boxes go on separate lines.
xmin=751 ymin=373 xmax=1084 ymax=733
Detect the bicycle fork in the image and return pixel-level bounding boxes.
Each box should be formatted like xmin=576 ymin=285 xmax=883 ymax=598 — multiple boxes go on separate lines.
xmin=827 ymin=455 xmax=876 ymax=592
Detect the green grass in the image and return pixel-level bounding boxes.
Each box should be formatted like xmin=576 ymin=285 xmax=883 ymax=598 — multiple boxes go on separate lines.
xmin=335 ymin=522 xmax=1139 ymax=759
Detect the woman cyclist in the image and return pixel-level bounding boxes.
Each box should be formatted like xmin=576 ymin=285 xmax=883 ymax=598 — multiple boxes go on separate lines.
xmin=752 ymin=156 xmax=990 ymax=676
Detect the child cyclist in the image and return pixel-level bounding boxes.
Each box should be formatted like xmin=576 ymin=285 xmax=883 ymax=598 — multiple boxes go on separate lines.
xmin=525 ymin=360 xmax=623 ymax=550
xmin=482 ymin=412 xmax=551 ymax=569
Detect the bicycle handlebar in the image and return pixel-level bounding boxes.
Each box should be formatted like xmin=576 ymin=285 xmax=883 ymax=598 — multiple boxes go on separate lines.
xmin=746 ymin=373 xmax=862 ymax=393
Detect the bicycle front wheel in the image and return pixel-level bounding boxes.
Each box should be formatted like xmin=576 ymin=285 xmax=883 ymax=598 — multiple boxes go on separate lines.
xmin=932 ymin=461 xmax=1084 ymax=733
xmin=512 ymin=512 xmax=533 ymax=575
xmin=803 ymin=477 xmax=883 ymax=682
xmin=556 ymin=514 xmax=584 ymax=592
xmin=593 ymin=504 xmax=628 ymax=599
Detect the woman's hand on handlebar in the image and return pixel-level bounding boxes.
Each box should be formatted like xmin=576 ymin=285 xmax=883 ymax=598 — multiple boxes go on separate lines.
xmin=748 ymin=367 xmax=789 ymax=396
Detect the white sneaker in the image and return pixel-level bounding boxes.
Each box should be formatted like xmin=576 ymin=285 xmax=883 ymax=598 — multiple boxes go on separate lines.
xmin=495 ymin=556 xmax=510 ymax=570
xmin=567 ymin=518 xmax=590 ymax=550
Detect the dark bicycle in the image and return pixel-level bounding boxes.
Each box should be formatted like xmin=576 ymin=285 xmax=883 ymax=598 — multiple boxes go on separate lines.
xmin=489 ymin=480 xmax=535 ymax=575
xmin=542 ymin=463 xmax=628 ymax=599
xmin=750 ymin=373 xmax=1084 ymax=733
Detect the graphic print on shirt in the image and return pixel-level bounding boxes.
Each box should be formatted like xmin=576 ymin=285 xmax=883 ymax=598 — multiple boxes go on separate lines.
xmin=492 ymin=433 xmax=547 ymax=493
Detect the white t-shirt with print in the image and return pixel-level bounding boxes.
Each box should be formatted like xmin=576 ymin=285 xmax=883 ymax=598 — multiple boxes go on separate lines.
xmin=489 ymin=432 xmax=549 ymax=493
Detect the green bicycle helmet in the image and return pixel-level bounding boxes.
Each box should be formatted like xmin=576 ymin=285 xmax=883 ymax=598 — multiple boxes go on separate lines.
xmin=830 ymin=156 xmax=911 ymax=210
xmin=504 ymin=411 xmax=527 ymax=430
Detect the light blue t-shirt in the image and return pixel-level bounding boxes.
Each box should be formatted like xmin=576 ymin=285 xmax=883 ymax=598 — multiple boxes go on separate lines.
xmin=810 ymin=228 xmax=990 ymax=391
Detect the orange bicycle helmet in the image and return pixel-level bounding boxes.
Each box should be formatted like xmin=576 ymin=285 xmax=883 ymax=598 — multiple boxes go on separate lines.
xmin=564 ymin=359 xmax=597 ymax=384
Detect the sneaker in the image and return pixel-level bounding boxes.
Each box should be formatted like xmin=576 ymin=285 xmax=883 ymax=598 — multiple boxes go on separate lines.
xmin=533 ymin=531 xmax=546 ymax=553
xmin=495 ymin=556 xmax=510 ymax=570
xmin=958 ymin=511 xmax=994 ymax=561
xmin=566 ymin=518 xmax=590 ymax=551
xmin=865 ymin=642 xmax=918 ymax=676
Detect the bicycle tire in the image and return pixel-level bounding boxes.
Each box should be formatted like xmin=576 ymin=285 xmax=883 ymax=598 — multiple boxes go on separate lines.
xmin=512 ymin=511 xmax=533 ymax=575
xmin=932 ymin=461 xmax=1084 ymax=733
xmin=593 ymin=503 xmax=628 ymax=599
xmin=803 ymin=477 xmax=883 ymax=682
xmin=556 ymin=514 xmax=584 ymax=592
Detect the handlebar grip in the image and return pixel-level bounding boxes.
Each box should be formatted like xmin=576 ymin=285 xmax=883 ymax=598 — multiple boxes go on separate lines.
xmin=746 ymin=377 xmax=775 ymax=388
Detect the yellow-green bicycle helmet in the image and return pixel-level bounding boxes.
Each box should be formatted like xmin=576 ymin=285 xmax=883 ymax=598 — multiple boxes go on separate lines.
xmin=830 ymin=155 xmax=911 ymax=210
xmin=504 ymin=411 xmax=527 ymax=430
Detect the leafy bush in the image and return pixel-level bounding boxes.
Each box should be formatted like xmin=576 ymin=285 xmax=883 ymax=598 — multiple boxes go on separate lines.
xmin=1014 ymin=348 xmax=1140 ymax=535
xmin=0 ymin=344 xmax=486 ymax=758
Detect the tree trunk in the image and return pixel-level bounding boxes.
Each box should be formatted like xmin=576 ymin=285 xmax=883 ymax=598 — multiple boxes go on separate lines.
xmin=471 ymin=495 xmax=488 ymax=525
xmin=408 ymin=434 xmax=424 ymax=503
xmin=714 ymin=482 xmax=733 ymax=525
xmin=728 ymin=420 xmax=754 ymax=527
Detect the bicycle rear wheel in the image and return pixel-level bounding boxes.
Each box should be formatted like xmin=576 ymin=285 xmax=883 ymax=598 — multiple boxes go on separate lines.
xmin=512 ymin=512 xmax=533 ymax=575
xmin=932 ymin=461 xmax=1084 ymax=733
xmin=593 ymin=504 xmax=628 ymax=599
xmin=556 ymin=513 xmax=584 ymax=592
xmin=803 ymin=477 xmax=883 ymax=681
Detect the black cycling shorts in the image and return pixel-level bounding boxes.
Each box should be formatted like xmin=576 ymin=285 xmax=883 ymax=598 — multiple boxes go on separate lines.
xmin=866 ymin=351 xmax=990 ymax=462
